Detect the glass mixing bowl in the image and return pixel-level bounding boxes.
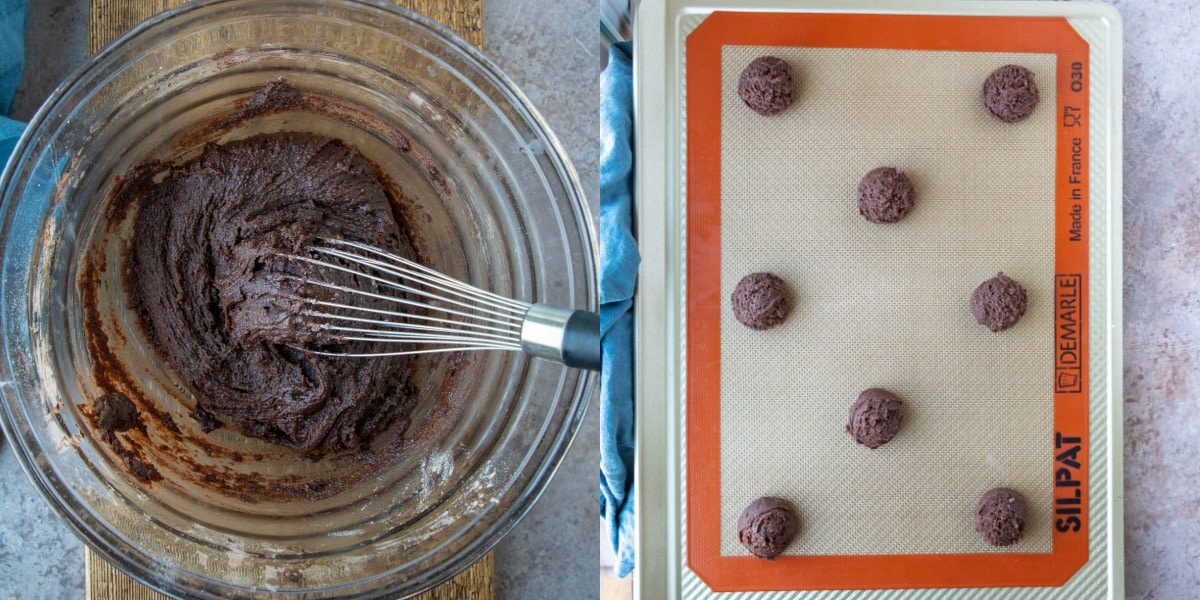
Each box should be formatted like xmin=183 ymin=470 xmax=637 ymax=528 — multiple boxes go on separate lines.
xmin=0 ymin=0 xmax=596 ymax=597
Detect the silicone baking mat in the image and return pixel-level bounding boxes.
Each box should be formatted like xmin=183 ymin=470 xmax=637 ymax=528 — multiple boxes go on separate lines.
xmin=686 ymin=12 xmax=1091 ymax=591
xmin=718 ymin=45 xmax=1058 ymax=556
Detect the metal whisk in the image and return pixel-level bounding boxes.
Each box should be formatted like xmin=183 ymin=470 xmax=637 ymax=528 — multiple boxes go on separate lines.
xmin=282 ymin=239 xmax=600 ymax=371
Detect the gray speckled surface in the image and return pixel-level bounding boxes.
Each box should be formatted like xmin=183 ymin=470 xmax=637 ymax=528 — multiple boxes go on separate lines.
xmin=0 ymin=440 xmax=88 ymax=597
xmin=1114 ymin=0 xmax=1200 ymax=597
xmin=2 ymin=0 xmax=598 ymax=598
xmin=4 ymin=6 xmax=90 ymax=600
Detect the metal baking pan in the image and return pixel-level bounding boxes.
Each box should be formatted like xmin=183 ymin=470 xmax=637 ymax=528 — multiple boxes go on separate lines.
xmin=632 ymin=1 xmax=1122 ymax=597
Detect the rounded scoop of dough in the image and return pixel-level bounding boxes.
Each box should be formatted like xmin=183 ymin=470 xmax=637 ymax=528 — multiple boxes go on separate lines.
xmin=857 ymin=167 xmax=915 ymax=224
xmin=975 ymin=487 xmax=1028 ymax=546
xmin=847 ymin=388 xmax=903 ymax=449
xmin=981 ymin=64 xmax=1040 ymax=122
xmin=971 ymin=272 xmax=1029 ymax=332
xmin=737 ymin=56 xmax=795 ymax=116
xmin=730 ymin=272 xmax=791 ymax=330
xmin=737 ymin=496 xmax=800 ymax=559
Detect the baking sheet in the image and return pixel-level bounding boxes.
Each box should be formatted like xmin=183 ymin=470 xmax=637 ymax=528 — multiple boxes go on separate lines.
xmin=631 ymin=1 xmax=1124 ymax=598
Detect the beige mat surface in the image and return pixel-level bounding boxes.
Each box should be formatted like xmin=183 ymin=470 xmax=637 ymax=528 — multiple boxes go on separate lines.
xmin=718 ymin=46 xmax=1057 ymax=556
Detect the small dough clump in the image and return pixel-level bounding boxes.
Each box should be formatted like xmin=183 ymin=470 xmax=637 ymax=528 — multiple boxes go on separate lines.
xmin=857 ymin=167 xmax=915 ymax=224
xmin=971 ymin=272 xmax=1029 ymax=332
xmin=731 ymin=272 xmax=791 ymax=330
xmin=981 ymin=64 xmax=1040 ymax=122
xmin=94 ymin=392 xmax=140 ymax=436
xmin=737 ymin=56 xmax=795 ymax=116
xmin=847 ymin=388 xmax=903 ymax=449
xmin=737 ymin=496 xmax=800 ymax=559
xmin=975 ymin=487 xmax=1028 ymax=546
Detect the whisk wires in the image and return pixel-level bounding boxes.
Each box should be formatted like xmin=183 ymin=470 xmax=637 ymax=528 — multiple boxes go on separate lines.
xmin=281 ymin=239 xmax=530 ymax=358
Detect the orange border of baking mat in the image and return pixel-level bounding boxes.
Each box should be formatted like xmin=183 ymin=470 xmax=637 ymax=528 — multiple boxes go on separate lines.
xmin=686 ymin=12 xmax=1090 ymax=591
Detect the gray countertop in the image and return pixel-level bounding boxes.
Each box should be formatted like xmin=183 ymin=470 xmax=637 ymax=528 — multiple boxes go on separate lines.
xmin=0 ymin=0 xmax=599 ymax=599
xmin=1115 ymin=0 xmax=1200 ymax=596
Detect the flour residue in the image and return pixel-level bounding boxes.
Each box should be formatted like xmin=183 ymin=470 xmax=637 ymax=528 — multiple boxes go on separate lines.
xmin=226 ymin=545 xmax=248 ymax=569
xmin=420 ymin=449 xmax=454 ymax=497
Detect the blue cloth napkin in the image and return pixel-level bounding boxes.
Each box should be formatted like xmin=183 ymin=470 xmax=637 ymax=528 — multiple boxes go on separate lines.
xmin=0 ymin=0 xmax=28 ymax=160
xmin=600 ymin=41 xmax=638 ymax=578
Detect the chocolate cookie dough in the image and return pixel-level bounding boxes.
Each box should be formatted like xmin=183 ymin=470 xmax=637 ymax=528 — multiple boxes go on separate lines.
xmin=94 ymin=392 xmax=139 ymax=437
xmin=191 ymin=405 xmax=223 ymax=434
xmin=981 ymin=64 xmax=1040 ymax=123
xmin=124 ymin=129 xmax=418 ymax=454
xmin=975 ymin=487 xmax=1028 ymax=546
xmin=738 ymin=56 xmax=795 ymax=116
xmin=856 ymin=167 xmax=915 ymax=224
xmin=971 ymin=272 xmax=1029 ymax=332
xmin=738 ymin=496 xmax=799 ymax=559
xmin=731 ymin=272 xmax=791 ymax=330
xmin=847 ymin=388 xmax=903 ymax=449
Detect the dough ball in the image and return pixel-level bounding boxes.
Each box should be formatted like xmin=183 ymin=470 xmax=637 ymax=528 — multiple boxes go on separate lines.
xmin=737 ymin=496 xmax=800 ymax=559
xmin=975 ymin=487 xmax=1028 ymax=546
xmin=847 ymin=388 xmax=903 ymax=449
xmin=857 ymin=167 xmax=915 ymax=224
xmin=971 ymin=272 xmax=1029 ymax=332
xmin=731 ymin=272 xmax=791 ymax=330
xmin=981 ymin=64 xmax=1040 ymax=122
xmin=738 ymin=56 xmax=795 ymax=116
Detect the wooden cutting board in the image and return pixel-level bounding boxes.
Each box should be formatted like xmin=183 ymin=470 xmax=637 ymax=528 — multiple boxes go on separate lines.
xmin=84 ymin=1 xmax=490 ymax=598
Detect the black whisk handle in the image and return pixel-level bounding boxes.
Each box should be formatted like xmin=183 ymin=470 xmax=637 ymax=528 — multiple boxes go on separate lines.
xmin=520 ymin=304 xmax=601 ymax=371
xmin=560 ymin=310 xmax=601 ymax=371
